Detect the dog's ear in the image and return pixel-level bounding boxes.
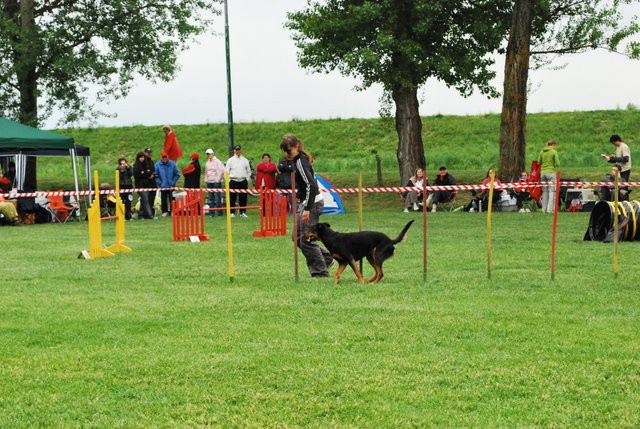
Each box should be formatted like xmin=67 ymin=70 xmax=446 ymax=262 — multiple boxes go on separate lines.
xmin=322 ymin=222 xmax=331 ymax=228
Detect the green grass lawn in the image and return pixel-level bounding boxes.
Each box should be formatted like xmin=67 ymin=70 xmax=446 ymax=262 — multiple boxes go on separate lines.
xmin=2 ymin=210 xmax=639 ymax=426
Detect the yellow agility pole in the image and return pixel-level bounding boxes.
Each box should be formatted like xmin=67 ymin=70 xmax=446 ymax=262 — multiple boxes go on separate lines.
xmin=86 ymin=171 xmax=114 ymax=260
xmin=486 ymin=170 xmax=495 ymax=279
xmin=106 ymin=170 xmax=132 ymax=254
xmin=225 ymin=172 xmax=235 ymax=282
xmin=613 ymin=169 xmax=620 ymax=277
xmin=358 ymin=172 xmax=363 ymax=274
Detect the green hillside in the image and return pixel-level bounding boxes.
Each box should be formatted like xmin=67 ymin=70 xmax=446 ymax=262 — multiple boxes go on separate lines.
xmin=39 ymin=108 xmax=639 ymax=190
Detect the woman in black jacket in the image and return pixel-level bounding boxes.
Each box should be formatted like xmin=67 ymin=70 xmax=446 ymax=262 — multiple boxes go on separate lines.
xmin=116 ymin=157 xmax=133 ymax=220
xmin=133 ymin=152 xmax=156 ymax=219
xmin=280 ymin=134 xmax=333 ymax=278
xmin=182 ymin=153 xmax=202 ymax=189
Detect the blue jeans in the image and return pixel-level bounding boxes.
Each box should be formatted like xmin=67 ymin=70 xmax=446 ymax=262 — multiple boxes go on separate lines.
xmin=207 ymin=182 xmax=223 ymax=216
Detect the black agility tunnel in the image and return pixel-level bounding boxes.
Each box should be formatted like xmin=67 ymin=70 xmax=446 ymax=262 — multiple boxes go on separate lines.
xmin=584 ymin=200 xmax=640 ymax=242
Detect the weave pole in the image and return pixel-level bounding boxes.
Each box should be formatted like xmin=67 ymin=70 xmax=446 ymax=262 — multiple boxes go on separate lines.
xmin=224 ymin=172 xmax=234 ymax=283
xmin=486 ymin=170 xmax=495 ymax=279
xmin=551 ymin=171 xmax=561 ymax=280
xmin=613 ymin=170 xmax=620 ymax=277
xmin=291 ymin=172 xmax=299 ymax=282
xmin=358 ymin=172 xmax=363 ymax=274
xmin=422 ymin=178 xmax=428 ymax=282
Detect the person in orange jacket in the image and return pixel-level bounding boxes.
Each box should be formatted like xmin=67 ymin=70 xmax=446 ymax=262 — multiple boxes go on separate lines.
xmin=162 ymin=125 xmax=183 ymax=161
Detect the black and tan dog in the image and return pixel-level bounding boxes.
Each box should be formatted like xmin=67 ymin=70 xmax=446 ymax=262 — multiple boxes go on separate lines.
xmin=305 ymin=220 xmax=414 ymax=284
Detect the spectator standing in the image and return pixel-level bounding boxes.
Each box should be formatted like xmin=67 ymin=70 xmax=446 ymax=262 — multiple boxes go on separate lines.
xmin=255 ymin=153 xmax=277 ymax=190
xmin=602 ymin=134 xmax=631 ymax=182
xmin=116 ymin=156 xmax=133 ymax=220
xmin=225 ymin=145 xmax=252 ymax=218
xmin=426 ymin=166 xmax=456 ymax=212
xmin=204 ymin=148 xmax=225 ymax=218
xmin=162 ymin=125 xmax=183 ymax=162
xmin=538 ymin=140 xmax=560 ymax=213
xmin=182 ymin=153 xmax=202 ymax=189
xmin=5 ymin=161 xmax=16 ymax=185
xmin=155 ymin=152 xmax=180 ymax=216
xmin=133 ymin=150 xmax=157 ymax=219
xmin=280 ymin=134 xmax=333 ymax=278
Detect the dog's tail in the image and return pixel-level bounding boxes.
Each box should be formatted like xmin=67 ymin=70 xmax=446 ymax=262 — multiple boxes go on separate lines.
xmin=391 ymin=220 xmax=414 ymax=244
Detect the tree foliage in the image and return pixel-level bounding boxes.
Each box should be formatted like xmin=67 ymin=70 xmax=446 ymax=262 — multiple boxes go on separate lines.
xmin=0 ymin=0 xmax=219 ymax=125
xmin=287 ymin=0 xmax=512 ymax=183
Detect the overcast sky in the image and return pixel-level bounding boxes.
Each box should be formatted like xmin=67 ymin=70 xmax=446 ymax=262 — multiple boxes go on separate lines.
xmin=49 ymin=0 xmax=640 ymax=128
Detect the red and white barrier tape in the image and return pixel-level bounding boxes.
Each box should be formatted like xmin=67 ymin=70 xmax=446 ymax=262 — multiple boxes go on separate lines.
xmin=2 ymin=181 xmax=639 ymax=199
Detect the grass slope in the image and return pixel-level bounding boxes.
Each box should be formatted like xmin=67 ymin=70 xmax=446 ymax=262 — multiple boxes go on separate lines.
xmin=39 ymin=109 xmax=640 ymax=191
xmin=1 ymin=210 xmax=639 ymax=426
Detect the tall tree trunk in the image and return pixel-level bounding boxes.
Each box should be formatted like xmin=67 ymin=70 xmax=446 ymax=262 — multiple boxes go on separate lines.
xmin=393 ymin=86 xmax=425 ymax=185
xmin=498 ymin=0 xmax=531 ymax=182
xmin=17 ymin=0 xmax=38 ymax=127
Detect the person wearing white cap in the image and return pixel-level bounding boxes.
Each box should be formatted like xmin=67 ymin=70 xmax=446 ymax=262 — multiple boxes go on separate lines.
xmin=225 ymin=145 xmax=252 ymax=217
xmin=204 ymin=148 xmax=225 ymax=217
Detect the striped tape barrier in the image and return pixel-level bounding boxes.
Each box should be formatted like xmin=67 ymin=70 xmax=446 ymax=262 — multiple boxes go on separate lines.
xmin=3 ymin=181 xmax=639 ymax=199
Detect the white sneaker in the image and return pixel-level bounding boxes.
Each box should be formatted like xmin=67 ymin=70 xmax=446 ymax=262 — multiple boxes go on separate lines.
xmin=469 ymin=208 xmax=475 ymax=212
xmin=413 ymin=202 xmax=419 ymax=211
xmin=230 ymin=213 xmax=236 ymax=218
xmin=403 ymin=208 xmax=410 ymax=213
xmin=240 ymin=213 xmax=248 ymax=218
xmin=162 ymin=212 xmax=169 ymax=217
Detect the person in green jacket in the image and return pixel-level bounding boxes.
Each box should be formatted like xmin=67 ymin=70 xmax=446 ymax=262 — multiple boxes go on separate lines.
xmin=537 ymin=140 xmax=560 ymax=213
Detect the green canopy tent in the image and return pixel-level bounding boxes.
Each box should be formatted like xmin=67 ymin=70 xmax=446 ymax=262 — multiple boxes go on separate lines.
xmin=0 ymin=118 xmax=91 ymax=209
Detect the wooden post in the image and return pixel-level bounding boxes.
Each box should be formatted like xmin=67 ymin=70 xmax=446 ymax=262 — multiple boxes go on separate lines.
xmin=613 ymin=169 xmax=620 ymax=277
xmin=422 ymin=178 xmax=428 ymax=282
xmin=225 ymin=172 xmax=234 ymax=282
xmin=551 ymin=171 xmax=561 ymax=280
xmin=358 ymin=172 xmax=363 ymax=275
xmin=291 ymin=172 xmax=298 ymax=282
xmin=486 ymin=170 xmax=495 ymax=279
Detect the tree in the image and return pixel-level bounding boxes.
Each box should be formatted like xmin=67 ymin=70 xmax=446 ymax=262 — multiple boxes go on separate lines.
xmin=499 ymin=0 xmax=640 ymax=181
xmin=287 ymin=0 xmax=511 ymax=184
xmin=0 ymin=0 xmax=219 ymax=127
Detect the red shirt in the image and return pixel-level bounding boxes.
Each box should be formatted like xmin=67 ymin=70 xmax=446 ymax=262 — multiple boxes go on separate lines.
xmin=255 ymin=161 xmax=277 ymax=189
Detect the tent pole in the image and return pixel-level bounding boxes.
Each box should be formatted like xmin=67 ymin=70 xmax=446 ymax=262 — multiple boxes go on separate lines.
xmin=70 ymin=148 xmax=81 ymax=216
xmin=86 ymin=156 xmax=93 ymax=207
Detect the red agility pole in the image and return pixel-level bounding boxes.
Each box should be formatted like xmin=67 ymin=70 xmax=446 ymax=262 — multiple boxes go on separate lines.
xmin=422 ymin=178 xmax=428 ymax=282
xmin=172 ymin=190 xmax=210 ymax=242
xmin=551 ymin=171 xmax=561 ymax=280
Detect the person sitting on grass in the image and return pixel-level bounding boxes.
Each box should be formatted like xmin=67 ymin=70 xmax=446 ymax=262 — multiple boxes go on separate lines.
xmin=426 ymin=166 xmax=456 ymax=212
xmin=402 ymin=168 xmax=427 ymax=213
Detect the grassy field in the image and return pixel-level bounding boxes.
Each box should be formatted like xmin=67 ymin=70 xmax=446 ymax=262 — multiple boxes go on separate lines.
xmin=35 ymin=108 xmax=640 ymax=191
xmin=2 ymin=209 xmax=640 ymax=426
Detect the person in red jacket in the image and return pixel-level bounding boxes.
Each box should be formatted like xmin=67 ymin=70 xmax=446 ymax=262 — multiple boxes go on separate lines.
xmin=181 ymin=153 xmax=201 ymax=189
xmin=162 ymin=125 xmax=183 ymax=161
xmin=255 ymin=153 xmax=277 ymax=190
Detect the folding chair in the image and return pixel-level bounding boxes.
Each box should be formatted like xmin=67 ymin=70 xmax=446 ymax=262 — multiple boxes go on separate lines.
xmin=438 ymin=191 xmax=458 ymax=212
xmin=48 ymin=192 xmax=79 ymax=223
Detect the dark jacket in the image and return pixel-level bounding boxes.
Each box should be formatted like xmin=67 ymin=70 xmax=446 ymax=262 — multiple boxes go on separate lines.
xmin=182 ymin=160 xmax=202 ymax=189
xmin=117 ymin=166 xmax=133 ymax=189
xmin=277 ymin=157 xmax=294 ymax=189
xmin=293 ymin=153 xmax=319 ymax=210
xmin=133 ymin=157 xmax=157 ymax=188
xmin=434 ymin=173 xmax=456 ymax=186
